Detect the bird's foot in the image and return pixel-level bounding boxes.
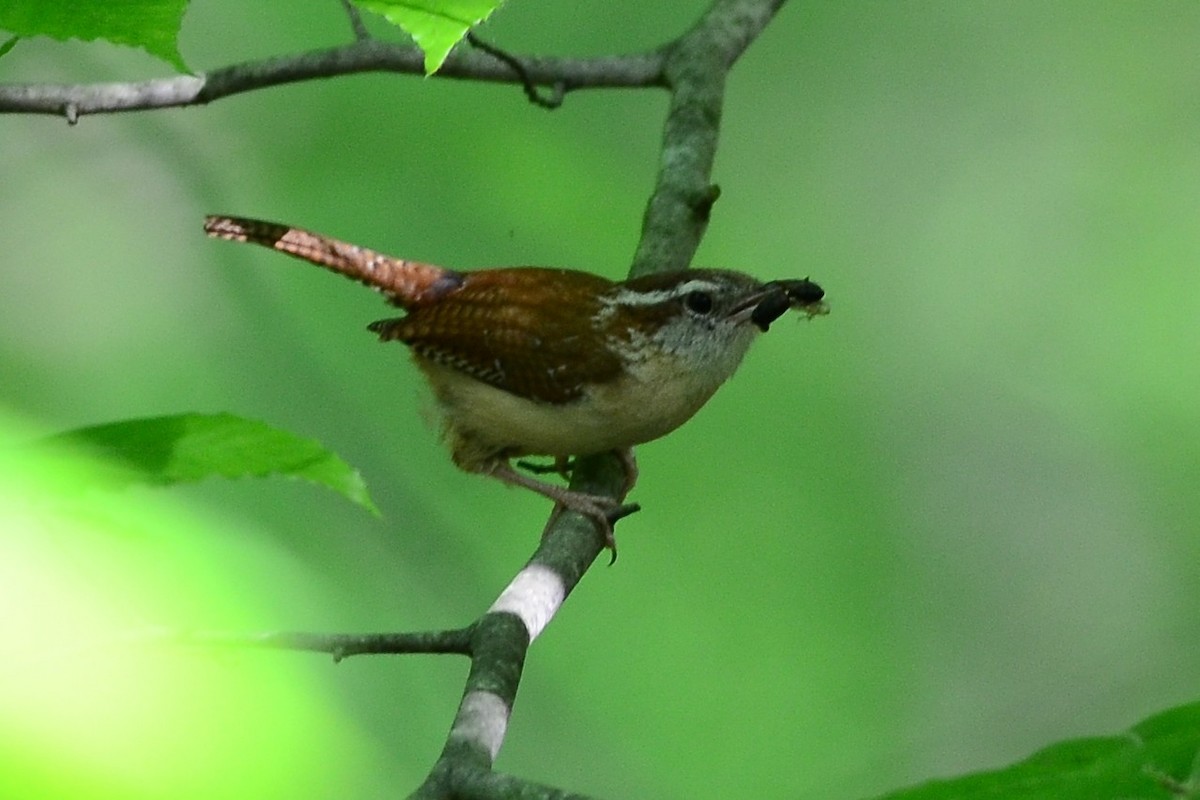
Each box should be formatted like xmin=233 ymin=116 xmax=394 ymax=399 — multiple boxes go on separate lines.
xmin=541 ymin=493 xmax=641 ymax=564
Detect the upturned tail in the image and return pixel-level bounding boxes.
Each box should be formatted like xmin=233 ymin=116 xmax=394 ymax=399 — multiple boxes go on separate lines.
xmin=203 ymin=214 xmax=463 ymax=308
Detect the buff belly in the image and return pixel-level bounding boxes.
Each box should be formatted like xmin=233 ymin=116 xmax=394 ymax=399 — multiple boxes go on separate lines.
xmin=413 ymin=352 xmax=744 ymax=466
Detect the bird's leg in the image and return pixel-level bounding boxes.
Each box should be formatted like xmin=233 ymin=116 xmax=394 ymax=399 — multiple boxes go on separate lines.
xmin=483 ymin=457 xmax=639 ymax=562
xmin=516 ymin=451 xmax=637 ymax=499
xmin=515 ymin=456 xmax=574 ymax=478
xmin=614 ymin=447 xmax=639 ymax=499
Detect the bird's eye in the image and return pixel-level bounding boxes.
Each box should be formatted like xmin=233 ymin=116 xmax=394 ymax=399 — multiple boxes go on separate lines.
xmin=684 ymin=290 xmax=714 ymax=315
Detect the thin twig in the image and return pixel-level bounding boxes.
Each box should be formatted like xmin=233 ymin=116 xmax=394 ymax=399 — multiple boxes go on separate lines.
xmin=339 ymin=0 xmax=372 ymax=41
xmin=156 ymin=626 xmax=474 ymax=662
xmin=466 ymin=32 xmax=565 ymax=109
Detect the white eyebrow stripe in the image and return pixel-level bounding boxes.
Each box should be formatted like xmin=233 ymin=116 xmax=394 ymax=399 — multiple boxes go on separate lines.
xmin=603 ymin=279 xmax=722 ymax=307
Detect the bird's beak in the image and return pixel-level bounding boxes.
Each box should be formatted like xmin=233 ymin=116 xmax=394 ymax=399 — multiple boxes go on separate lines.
xmin=728 ymin=278 xmax=828 ymax=332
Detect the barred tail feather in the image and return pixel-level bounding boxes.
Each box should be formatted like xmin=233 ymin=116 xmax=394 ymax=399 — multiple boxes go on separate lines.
xmin=203 ymin=214 xmax=462 ymax=308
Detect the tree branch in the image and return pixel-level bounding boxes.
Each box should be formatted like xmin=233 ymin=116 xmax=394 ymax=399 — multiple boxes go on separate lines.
xmin=631 ymin=0 xmax=787 ymax=276
xmin=0 ymin=38 xmax=665 ymax=119
xmin=415 ymin=3 xmax=793 ymax=795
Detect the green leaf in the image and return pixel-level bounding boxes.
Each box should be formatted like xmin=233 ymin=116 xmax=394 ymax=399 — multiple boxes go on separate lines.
xmin=353 ymin=0 xmax=504 ymax=73
xmin=0 ymin=0 xmax=189 ymax=73
xmin=40 ymin=413 xmax=378 ymax=515
xmin=0 ymin=35 xmax=18 ymax=59
xmin=0 ymin=413 xmax=371 ymax=796
xmin=875 ymin=702 xmax=1200 ymax=800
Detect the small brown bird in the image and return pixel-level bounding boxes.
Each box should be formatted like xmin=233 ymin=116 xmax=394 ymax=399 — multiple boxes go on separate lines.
xmin=204 ymin=215 xmax=827 ymax=554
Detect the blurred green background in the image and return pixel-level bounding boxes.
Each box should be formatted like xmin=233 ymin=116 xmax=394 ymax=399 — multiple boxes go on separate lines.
xmin=2 ymin=2 xmax=1199 ymax=798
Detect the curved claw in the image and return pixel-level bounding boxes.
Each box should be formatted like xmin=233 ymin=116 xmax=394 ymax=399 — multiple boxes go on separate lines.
xmin=540 ymin=496 xmax=640 ymax=564
xmin=597 ymin=501 xmax=640 ymax=564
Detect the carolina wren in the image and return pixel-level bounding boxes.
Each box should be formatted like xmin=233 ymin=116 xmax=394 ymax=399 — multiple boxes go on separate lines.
xmin=203 ymin=215 xmax=827 ymax=553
